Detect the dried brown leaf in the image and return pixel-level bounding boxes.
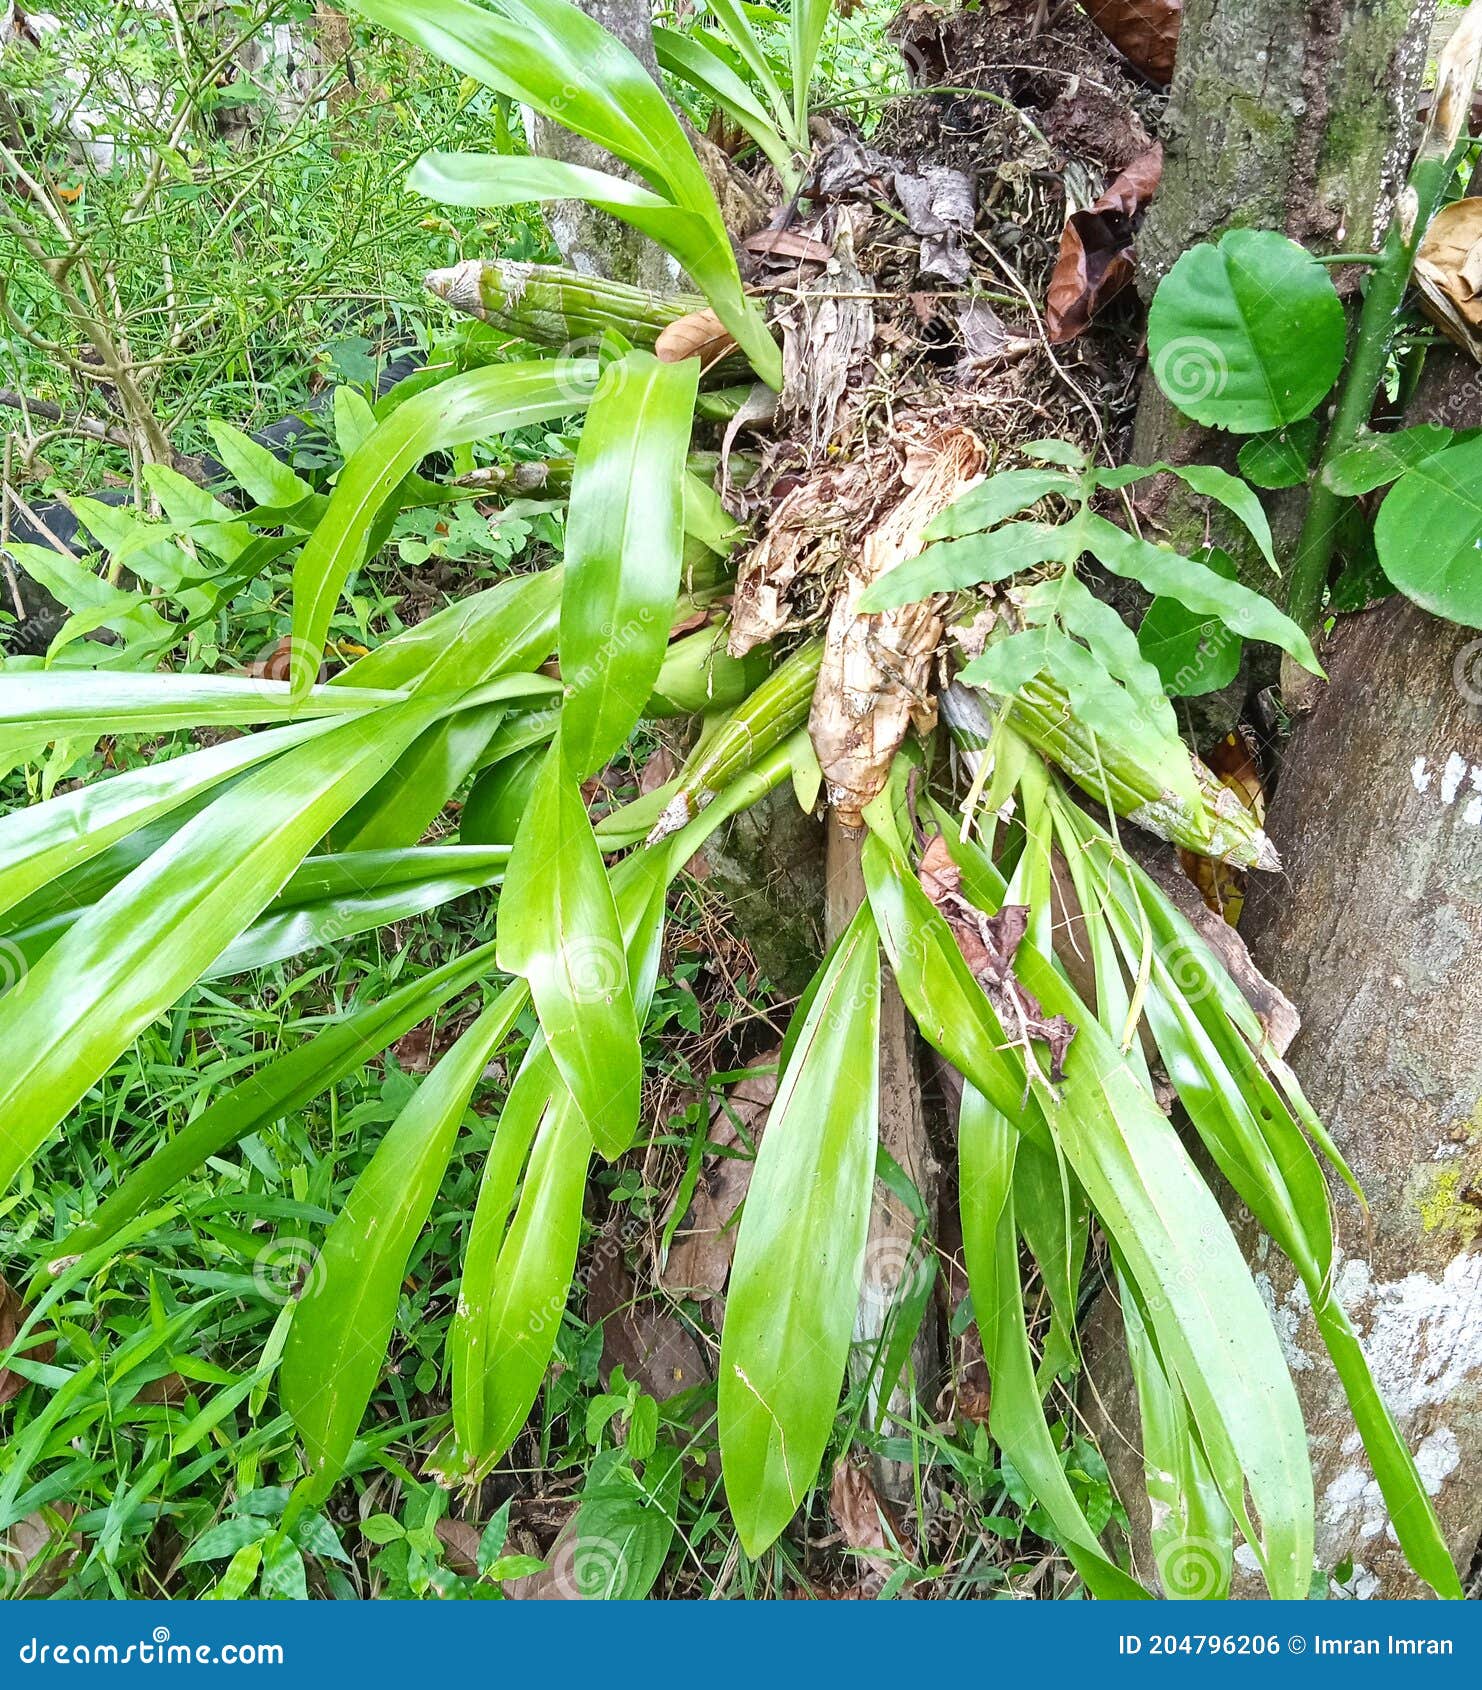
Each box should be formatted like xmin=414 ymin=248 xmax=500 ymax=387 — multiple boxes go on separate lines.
xmin=1081 ymin=0 xmax=1181 ymax=85
xmin=586 ymin=1246 xmax=709 ymax=1400
xmin=809 ymin=429 xmax=987 ymax=824
xmin=1045 ymin=143 xmax=1162 ymax=345
xmin=434 ymin=1517 xmax=481 ymax=1578
xmin=0 ymin=1275 xmax=54 ymax=1405
xmin=655 ymin=306 xmax=736 ymax=370
xmin=917 ymin=835 xmax=1076 ymax=1079
xmin=828 ymin=1458 xmax=911 ymax=1594
xmin=1415 ymin=198 xmax=1482 ymax=361
xmin=660 ymin=1065 xmax=775 ymax=1301
xmin=742 ymin=227 xmax=834 ymax=266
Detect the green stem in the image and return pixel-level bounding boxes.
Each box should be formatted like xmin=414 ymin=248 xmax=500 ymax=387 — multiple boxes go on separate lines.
xmin=1287 ymin=151 xmax=1461 ymax=633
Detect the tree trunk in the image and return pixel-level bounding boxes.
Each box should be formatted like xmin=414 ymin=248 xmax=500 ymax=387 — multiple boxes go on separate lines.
xmin=526 ymin=0 xmax=684 ymax=293
xmin=1130 ymin=0 xmax=1434 ymax=605
xmin=1088 ymin=0 xmax=1482 ymax=1600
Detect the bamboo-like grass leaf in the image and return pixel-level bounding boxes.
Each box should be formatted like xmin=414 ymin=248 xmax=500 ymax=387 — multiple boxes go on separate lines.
xmin=559 ymin=351 xmax=699 ymax=782
xmin=52 ymin=940 xmax=500 ymax=1268
xmin=496 ymin=734 xmax=641 ymax=1160
xmin=282 ymin=984 xmax=528 ymax=1505
xmin=719 ymin=901 xmax=880 ymax=1557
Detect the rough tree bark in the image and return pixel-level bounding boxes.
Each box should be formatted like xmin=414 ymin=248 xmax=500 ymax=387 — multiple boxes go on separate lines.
xmin=526 ymin=0 xmax=681 ymax=295
xmin=1130 ymin=0 xmax=1434 ymax=595
xmin=1089 ymin=0 xmax=1482 ymax=1599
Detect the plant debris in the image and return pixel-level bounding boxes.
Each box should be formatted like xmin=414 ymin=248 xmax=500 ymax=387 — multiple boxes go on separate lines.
xmin=1046 ymin=142 xmax=1162 ymax=343
xmin=917 ymin=835 xmax=1076 ymax=1079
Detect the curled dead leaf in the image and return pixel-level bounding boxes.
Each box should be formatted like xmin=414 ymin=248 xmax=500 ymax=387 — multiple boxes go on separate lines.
xmin=828 ymin=1458 xmax=912 ymax=1594
xmin=659 ymin=1063 xmax=775 ymax=1302
xmin=1177 ymin=727 xmax=1264 ymax=926
xmin=1080 ymin=0 xmax=1182 ymax=85
xmin=1046 ymin=143 xmax=1162 ymax=344
xmin=1415 ymin=198 xmax=1482 ymax=361
xmin=655 ymin=306 xmax=737 ymax=371
xmin=742 ymin=226 xmax=834 ymax=267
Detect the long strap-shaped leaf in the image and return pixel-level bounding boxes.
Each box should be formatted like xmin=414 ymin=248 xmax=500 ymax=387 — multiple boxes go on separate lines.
xmin=0 ymin=715 xmax=341 ymax=924
xmin=958 ymin=1082 xmax=1148 ymax=1599
xmin=290 ymin=361 xmax=596 ymax=689
xmin=282 ymin=983 xmax=529 ymax=1506
xmin=351 ymin=0 xmax=779 ymax=384
xmin=1061 ymin=808 xmax=1460 ymax=1599
xmin=0 ymin=701 xmax=438 ymax=1194
xmin=559 ymin=350 xmax=698 ymax=781
xmin=496 ymin=731 xmax=641 ymax=1160
xmin=718 ymin=900 xmax=880 ymax=1557
xmin=0 ymin=672 xmax=404 ymax=750
xmin=653 ymin=27 xmax=796 ymax=186
xmin=862 ymin=831 xmax=1315 ymax=1599
xmin=5 ymin=844 xmax=511 ymax=981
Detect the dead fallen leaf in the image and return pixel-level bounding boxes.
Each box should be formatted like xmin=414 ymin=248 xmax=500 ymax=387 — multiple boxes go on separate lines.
xmin=655 ymin=307 xmax=737 ymax=371
xmin=638 ymin=743 xmax=678 ymax=797
xmin=810 ymin=429 xmax=987 ymax=825
xmin=434 ymin=1517 xmax=482 ymax=1578
xmin=918 ymin=835 xmax=1076 ymax=1078
xmin=893 ymin=167 xmax=976 ymax=284
xmin=828 ymin=1458 xmax=912 ymax=1594
xmin=743 ymin=226 xmax=834 ymax=266
xmin=1081 ymin=0 xmax=1181 ymax=85
xmin=586 ymin=1245 xmax=709 ymax=1400
xmin=1415 ymin=198 xmax=1482 ymax=361
xmin=1046 ymin=143 xmax=1163 ymax=344
xmin=133 ymin=1372 xmax=189 ymax=1407
xmin=0 ymin=1276 xmax=55 ymax=1405
xmin=245 ymin=635 xmax=296 ymax=684
xmin=660 ymin=1063 xmax=776 ymax=1302
xmin=0 ymin=1504 xmax=78 ymax=1597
